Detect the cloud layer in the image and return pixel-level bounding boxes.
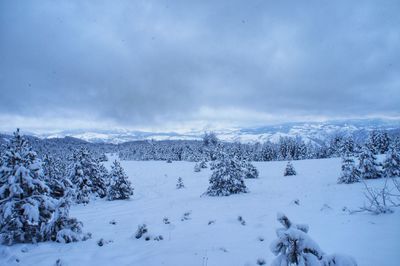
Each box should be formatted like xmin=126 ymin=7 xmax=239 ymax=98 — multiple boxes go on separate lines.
xmin=1 ymin=0 xmax=399 ymax=131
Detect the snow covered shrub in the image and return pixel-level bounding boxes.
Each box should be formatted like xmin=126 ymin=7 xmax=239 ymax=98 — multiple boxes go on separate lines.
xmin=270 ymin=213 xmax=357 ymax=266
xmin=69 ymin=148 xmax=107 ymax=204
xmin=163 ymin=217 xmax=170 ymax=224
xmin=284 ymin=161 xmax=297 ymax=176
xmin=107 ymin=160 xmax=133 ymax=201
xmin=199 ymin=160 xmax=208 ymax=169
xmin=338 ymin=155 xmax=360 ymax=184
xmin=166 ymin=159 xmax=172 ymax=163
xmin=0 ymin=129 xmax=89 ymax=245
xmin=176 ymin=177 xmax=185 ymax=189
xmin=358 ymin=146 xmax=381 ymax=180
xmin=205 ymin=152 xmax=248 ymax=196
xmin=194 ymin=163 xmax=201 ymax=172
xmin=382 ymin=146 xmax=400 ymax=178
xmin=243 ymin=161 xmax=259 ymax=179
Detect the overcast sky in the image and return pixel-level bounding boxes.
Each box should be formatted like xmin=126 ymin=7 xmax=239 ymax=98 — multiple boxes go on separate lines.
xmin=0 ymin=0 xmax=399 ymax=132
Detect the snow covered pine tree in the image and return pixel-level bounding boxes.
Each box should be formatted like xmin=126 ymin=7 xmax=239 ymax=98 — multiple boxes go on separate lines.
xmin=43 ymin=154 xmax=73 ymax=199
xmin=382 ymin=146 xmax=400 ymax=178
xmin=0 ymin=129 xmax=89 ymax=245
xmin=338 ymin=154 xmax=360 ymax=184
xmin=69 ymin=148 xmax=107 ymax=204
xmin=284 ymin=161 xmax=297 ymax=176
xmin=205 ymin=151 xmax=248 ymax=196
xmin=107 ymin=160 xmax=133 ymax=200
xmin=270 ymin=213 xmax=357 ymax=266
xmin=358 ymin=146 xmax=381 ymax=180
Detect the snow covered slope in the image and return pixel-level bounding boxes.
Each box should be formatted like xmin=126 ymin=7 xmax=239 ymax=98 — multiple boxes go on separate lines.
xmin=1 ymin=157 xmax=399 ymax=266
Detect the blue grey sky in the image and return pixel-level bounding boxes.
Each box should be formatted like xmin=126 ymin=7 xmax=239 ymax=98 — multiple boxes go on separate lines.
xmin=0 ymin=0 xmax=399 ymax=132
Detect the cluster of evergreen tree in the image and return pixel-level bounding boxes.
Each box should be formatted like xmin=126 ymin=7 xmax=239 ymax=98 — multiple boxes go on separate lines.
xmin=0 ymin=130 xmax=90 ymax=245
xmin=0 ymin=130 xmax=134 ymax=245
xmin=338 ymin=142 xmax=400 ymax=184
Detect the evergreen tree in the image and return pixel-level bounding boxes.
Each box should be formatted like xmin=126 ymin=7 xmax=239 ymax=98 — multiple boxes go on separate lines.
xmin=338 ymin=155 xmax=360 ymax=184
xmin=107 ymin=160 xmax=133 ymax=200
xmin=368 ymin=131 xmax=390 ymax=154
xmin=284 ymin=161 xmax=297 ymax=176
xmin=0 ymin=129 xmax=88 ymax=244
xmin=43 ymin=154 xmax=73 ymax=199
xmin=176 ymin=177 xmax=185 ymax=189
xmin=69 ymin=148 xmax=107 ymax=204
xmin=382 ymin=146 xmax=400 ymax=178
xmin=358 ymin=146 xmax=381 ymax=180
xmin=205 ymin=152 xmax=248 ymax=196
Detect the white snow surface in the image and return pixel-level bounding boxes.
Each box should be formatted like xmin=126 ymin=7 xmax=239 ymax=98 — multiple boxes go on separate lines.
xmin=1 ymin=156 xmax=399 ymax=266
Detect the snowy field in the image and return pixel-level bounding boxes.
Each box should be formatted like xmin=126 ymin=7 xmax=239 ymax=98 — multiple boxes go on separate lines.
xmin=1 ymin=157 xmax=399 ymax=266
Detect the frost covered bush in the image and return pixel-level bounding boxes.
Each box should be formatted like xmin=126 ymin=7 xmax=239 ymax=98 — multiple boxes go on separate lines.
xmin=0 ymin=129 xmax=89 ymax=245
xmin=338 ymin=155 xmax=360 ymax=184
xmin=205 ymin=152 xmax=248 ymax=196
xmin=284 ymin=161 xmax=297 ymax=176
xmin=107 ymin=160 xmax=133 ymax=201
xmin=270 ymin=213 xmax=357 ymax=266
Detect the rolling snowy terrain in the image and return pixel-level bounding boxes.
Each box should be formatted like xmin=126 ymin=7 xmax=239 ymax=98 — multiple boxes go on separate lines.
xmin=21 ymin=119 xmax=400 ymax=144
xmin=1 ymin=156 xmax=399 ymax=266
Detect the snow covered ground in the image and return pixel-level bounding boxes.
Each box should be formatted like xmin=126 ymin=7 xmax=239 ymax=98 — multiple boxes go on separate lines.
xmin=1 ymin=157 xmax=399 ymax=266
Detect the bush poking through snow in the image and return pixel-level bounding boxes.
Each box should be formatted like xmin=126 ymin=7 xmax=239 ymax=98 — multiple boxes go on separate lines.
xmin=135 ymin=224 xmax=148 ymax=239
xmin=237 ymin=216 xmax=246 ymax=225
xmin=284 ymin=161 xmax=297 ymax=176
xmin=194 ymin=163 xmax=201 ymax=172
xmin=163 ymin=217 xmax=170 ymax=224
xmin=134 ymin=224 xmax=163 ymax=241
xmin=181 ymin=211 xmax=192 ymax=221
xmin=270 ymin=213 xmax=357 ymax=266
xmin=256 ymin=258 xmax=266 ymax=265
xmin=176 ymin=177 xmax=185 ymax=189
xmin=107 ymin=160 xmax=134 ymax=201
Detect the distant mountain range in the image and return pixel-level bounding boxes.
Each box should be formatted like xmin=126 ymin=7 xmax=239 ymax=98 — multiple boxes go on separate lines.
xmin=9 ymin=118 xmax=398 ymax=144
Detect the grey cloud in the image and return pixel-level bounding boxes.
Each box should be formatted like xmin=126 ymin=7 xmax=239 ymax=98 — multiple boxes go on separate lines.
xmin=0 ymin=0 xmax=399 ymax=130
